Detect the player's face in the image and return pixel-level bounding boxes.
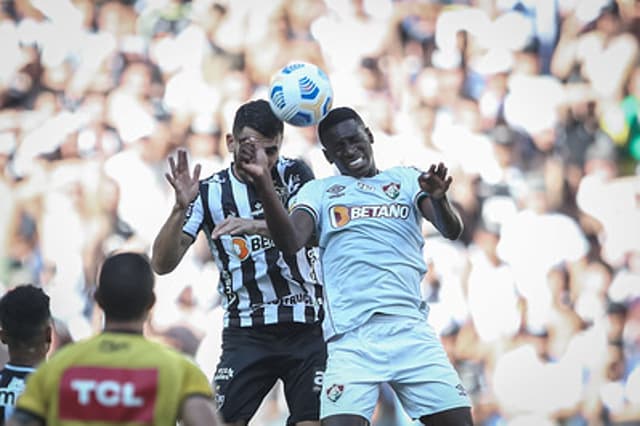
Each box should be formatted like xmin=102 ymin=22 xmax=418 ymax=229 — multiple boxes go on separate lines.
xmin=230 ymin=127 xmax=282 ymax=176
xmin=322 ymin=119 xmax=376 ymax=178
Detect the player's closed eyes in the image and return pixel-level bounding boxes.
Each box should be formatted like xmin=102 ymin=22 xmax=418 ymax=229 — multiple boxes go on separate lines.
xmin=264 ymin=146 xmax=278 ymax=156
xmin=239 ymin=137 xmax=278 ymax=156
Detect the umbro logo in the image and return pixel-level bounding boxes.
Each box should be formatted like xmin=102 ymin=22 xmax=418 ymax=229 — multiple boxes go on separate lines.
xmin=326 ymin=184 xmax=345 ymax=194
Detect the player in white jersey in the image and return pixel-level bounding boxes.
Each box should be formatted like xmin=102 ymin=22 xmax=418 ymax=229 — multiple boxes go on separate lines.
xmin=238 ymin=107 xmax=473 ymax=425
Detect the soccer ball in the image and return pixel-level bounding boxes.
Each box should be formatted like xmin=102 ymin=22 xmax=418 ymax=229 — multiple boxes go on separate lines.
xmin=268 ymin=62 xmax=333 ymax=127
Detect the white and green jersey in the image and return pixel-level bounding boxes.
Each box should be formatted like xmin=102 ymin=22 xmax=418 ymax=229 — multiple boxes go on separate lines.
xmin=291 ymin=166 xmax=430 ymax=340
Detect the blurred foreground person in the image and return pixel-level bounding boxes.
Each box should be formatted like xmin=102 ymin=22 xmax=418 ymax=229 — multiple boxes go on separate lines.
xmin=8 ymin=252 xmax=218 ymax=426
xmin=0 ymin=285 xmax=51 ymax=424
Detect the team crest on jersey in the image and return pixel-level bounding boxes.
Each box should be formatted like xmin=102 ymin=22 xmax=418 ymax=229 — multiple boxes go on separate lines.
xmin=382 ymin=182 xmax=400 ymax=199
xmin=326 ymin=384 xmax=344 ymax=402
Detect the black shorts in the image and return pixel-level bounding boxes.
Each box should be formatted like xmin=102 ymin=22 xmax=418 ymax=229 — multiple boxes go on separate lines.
xmin=213 ymin=322 xmax=326 ymax=425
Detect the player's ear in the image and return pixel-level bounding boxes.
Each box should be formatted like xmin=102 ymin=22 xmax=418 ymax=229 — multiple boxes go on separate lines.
xmin=322 ymin=148 xmax=334 ymax=164
xmin=45 ymin=323 xmax=52 ymax=344
xmin=225 ymin=133 xmax=234 ymax=151
xmin=365 ymin=127 xmax=374 ymax=145
xmin=0 ymin=329 xmax=7 ymax=345
xmin=94 ymin=287 xmax=103 ymax=309
xmin=148 ymin=293 xmax=156 ymax=311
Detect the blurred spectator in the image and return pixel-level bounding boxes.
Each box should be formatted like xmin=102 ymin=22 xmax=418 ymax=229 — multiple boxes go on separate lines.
xmin=1 ymin=0 xmax=640 ymax=424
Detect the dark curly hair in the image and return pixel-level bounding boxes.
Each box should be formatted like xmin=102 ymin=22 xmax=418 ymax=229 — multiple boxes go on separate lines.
xmin=0 ymin=284 xmax=51 ymax=345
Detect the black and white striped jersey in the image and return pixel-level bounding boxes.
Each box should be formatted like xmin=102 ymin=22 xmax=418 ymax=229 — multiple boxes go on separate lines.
xmin=0 ymin=364 xmax=35 ymax=424
xmin=182 ymin=157 xmax=323 ymax=328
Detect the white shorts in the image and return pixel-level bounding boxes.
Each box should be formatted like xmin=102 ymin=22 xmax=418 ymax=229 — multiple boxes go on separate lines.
xmin=320 ymin=314 xmax=471 ymax=421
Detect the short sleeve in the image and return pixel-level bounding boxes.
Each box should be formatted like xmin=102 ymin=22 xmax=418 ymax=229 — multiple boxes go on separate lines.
xmin=181 ymin=357 xmax=214 ymax=399
xmin=182 ymin=193 xmax=206 ymax=239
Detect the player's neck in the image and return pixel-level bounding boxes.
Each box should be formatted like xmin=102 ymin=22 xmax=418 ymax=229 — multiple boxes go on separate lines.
xmin=8 ymin=347 xmax=46 ymax=368
xmin=232 ymin=162 xmax=255 ymax=184
xmin=103 ymin=319 xmax=145 ymax=335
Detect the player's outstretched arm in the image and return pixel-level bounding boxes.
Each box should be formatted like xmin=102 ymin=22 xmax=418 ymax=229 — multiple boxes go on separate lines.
xmin=417 ymin=162 xmax=463 ymax=240
xmin=237 ymin=142 xmax=314 ymax=254
xmin=151 ymin=150 xmax=200 ymax=274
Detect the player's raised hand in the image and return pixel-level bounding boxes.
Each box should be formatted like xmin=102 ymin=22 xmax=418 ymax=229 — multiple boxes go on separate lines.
xmin=237 ymin=139 xmax=270 ymax=186
xmin=418 ymin=162 xmax=452 ymax=200
xmin=165 ymin=149 xmax=201 ymax=209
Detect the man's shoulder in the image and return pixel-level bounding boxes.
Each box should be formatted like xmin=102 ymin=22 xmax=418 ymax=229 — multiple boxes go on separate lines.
xmin=299 ymin=174 xmax=342 ymax=190
xmin=200 ymin=167 xmax=231 ymax=186
xmin=277 ymin=156 xmax=313 ymax=174
xmin=46 ymin=335 xmax=194 ymax=370
xmin=384 ymin=165 xmax=420 ymax=175
xmin=378 ymin=165 xmax=422 ymax=183
xmin=278 ymin=156 xmax=301 ymax=166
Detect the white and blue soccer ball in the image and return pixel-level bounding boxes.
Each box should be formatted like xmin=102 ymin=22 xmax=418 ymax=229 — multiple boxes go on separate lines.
xmin=268 ymin=62 xmax=333 ymax=127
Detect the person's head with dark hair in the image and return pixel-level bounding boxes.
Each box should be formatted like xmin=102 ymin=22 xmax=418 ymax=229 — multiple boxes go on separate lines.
xmin=0 ymin=284 xmax=52 ymax=365
xmin=232 ymin=99 xmax=283 ymax=139
xmin=595 ymin=0 xmax=621 ymax=35
xmin=95 ymin=251 xmax=156 ymax=330
xmin=228 ymin=99 xmax=285 ymax=182
xmin=317 ymin=106 xmax=377 ymax=178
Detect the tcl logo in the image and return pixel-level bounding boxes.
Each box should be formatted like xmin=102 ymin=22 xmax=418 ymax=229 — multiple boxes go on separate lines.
xmin=59 ymin=366 xmax=158 ymax=422
xmin=71 ymin=380 xmax=143 ymax=406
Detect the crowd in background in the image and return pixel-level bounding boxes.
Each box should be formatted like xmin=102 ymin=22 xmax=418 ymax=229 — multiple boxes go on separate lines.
xmin=0 ymin=0 xmax=639 ymax=424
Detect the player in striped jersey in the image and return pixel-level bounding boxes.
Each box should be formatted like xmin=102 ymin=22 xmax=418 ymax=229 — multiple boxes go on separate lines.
xmin=0 ymin=285 xmax=51 ymax=425
xmin=151 ymin=99 xmax=326 ymax=426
